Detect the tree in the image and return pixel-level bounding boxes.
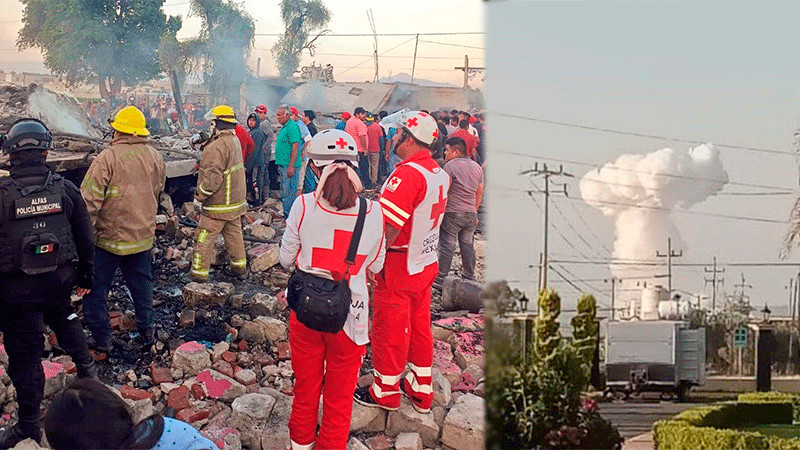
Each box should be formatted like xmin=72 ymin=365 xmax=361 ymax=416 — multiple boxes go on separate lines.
xmin=272 ymin=0 xmax=331 ymax=78
xmin=18 ymin=0 xmax=180 ymax=103
xmin=189 ymin=0 xmax=255 ymax=104
xmin=571 ymin=294 xmax=599 ymax=380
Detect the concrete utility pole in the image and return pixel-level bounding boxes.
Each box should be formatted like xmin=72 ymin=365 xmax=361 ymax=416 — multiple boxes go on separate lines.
xmin=704 ymin=257 xmax=725 ymax=313
xmin=656 ymin=238 xmax=682 ymax=296
xmin=454 ymin=55 xmax=485 ymax=89
xmin=411 ymin=34 xmax=419 ymax=84
xmin=522 ymin=163 xmax=573 ymax=293
xmin=605 ymin=277 xmax=621 ymax=321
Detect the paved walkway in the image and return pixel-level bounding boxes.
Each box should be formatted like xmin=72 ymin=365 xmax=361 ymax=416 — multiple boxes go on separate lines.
xmin=623 ymin=432 xmax=654 ymax=450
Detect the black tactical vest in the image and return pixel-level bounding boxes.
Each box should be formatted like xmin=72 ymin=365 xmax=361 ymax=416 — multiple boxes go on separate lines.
xmin=0 ymin=172 xmax=78 ymax=274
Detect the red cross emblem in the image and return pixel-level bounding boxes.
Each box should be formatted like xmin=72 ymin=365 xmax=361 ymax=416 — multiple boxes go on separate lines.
xmin=311 ymin=229 xmax=369 ymax=281
xmin=429 ymin=185 xmax=447 ymax=229
xmin=335 ymin=138 xmax=348 ymax=149
xmin=406 ymin=117 xmax=419 ymax=127
xmin=432 ymin=129 xmax=438 ymax=139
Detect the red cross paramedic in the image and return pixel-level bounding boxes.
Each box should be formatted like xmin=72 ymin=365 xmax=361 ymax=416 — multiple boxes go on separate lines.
xmin=354 ymin=110 xmax=450 ymax=413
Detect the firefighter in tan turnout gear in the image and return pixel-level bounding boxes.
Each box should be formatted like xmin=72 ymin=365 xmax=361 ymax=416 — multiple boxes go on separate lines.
xmin=190 ymin=105 xmax=248 ymax=282
xmin=81 ymin=106 xmax=165 ymax=352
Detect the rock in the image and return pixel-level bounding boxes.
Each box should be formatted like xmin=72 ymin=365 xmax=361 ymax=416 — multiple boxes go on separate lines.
xmin=239 ymin=320 xmax=267 ymax=344
xmin=432 ymin=368 xmax=452 ymax=408
xmin=177 ymin=406 xmax=211 ymax=424
xmin=119 ymin=385 xmax=154 ymax=402
xmin=212 ymin=341 xmax=231 ymax=361
xmin=260 ymin=392 xmax=292 ymax=450
xmin=172 ymin=341 xmax=211 ymax=376
xmin=167 ymin=385 xmax=191 ymax=411
xmin=249 ymin=223 xmax=276 ymax=240
xmin=191 ymin=382 xmax=207 ymax=400
xmin=150 ymin=365 xmax=172 ymax=385
xmin=126 ymin=398 xmax=155 ymax=423
xmin=437 ymin=359 xmax=463 ymax=387
xmin=231 ymin=293 xmax=244 ymax=309
xmin=386 ymin=398 xmax=440 ymax=447
xmin=441 ymin=393 xmax=484 ymax=450
xmin=9 ymin=438 xmax=45 ymax=449
xmin=202 ymin=425 xmax=241 ymax=450
xmin=229 ymin=393 xmax=276 ymax=450
xmin=196 ymin=369 xmax=247 ymax=401
xmin=452 ymin=332 xmax=484 ymax=370
xmin=235 ymin=369 xmax=257 ymax=386
xmin=160 ymin=382 xmax=180 ymax=394
xmin=365 ymin=434 xmax=392 ymax=450
xmin=347 ymin=437 xmax=370 ymax=450
xmin=350 ymin=402 xmax=387 ymax=433
xmin=165 ymin=215 xmax=180 ymax=238
xmin=179 ymin=309 xmax=196 ymax=328
xmin=42 ymin=360 xmax=65 ymax=398
xmin=276 ymin=341 xmax=291 ymax=360
xmin=230 ymin=314 xmax=245 ymax=328
xmin=248 ymin=243 xmax=280 ymax=273
xmin=212 ymin=360 xmax=235 ymax=378
xmin=394 ymin=432 xmax=423 ymax=450
xmin=183 ymin=282 xmax=235 ymax=307
xmin=474 ymin=238 xmax=485 ymax=258
xmin=433 ymin=339 xmax=454 ymax=367
xmin=171 ymin=368 xmax=184 ymax=380
xmin=249 ymin=293 xmax=278 ymax=316
xmin=221 ymin=351 xmax=237 ymax=364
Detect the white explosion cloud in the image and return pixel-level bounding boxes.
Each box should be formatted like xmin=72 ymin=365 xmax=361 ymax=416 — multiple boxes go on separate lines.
xmin=579 ymin=144 xmax=728 ymax=304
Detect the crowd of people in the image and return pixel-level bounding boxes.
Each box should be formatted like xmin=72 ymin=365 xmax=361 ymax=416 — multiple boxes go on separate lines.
xmin=0 ymin=100 xmax=485 ymax=449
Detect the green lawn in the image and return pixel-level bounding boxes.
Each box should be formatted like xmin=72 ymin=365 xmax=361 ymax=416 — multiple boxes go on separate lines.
xmin=740 ymin=424 xmax=800 ymax=439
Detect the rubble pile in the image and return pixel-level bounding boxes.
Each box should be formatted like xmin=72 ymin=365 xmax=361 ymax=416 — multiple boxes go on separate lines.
xmin=0 ymin=186 xmax=486 ymax=449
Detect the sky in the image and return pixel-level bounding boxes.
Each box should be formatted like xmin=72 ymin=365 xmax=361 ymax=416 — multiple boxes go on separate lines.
xmin=486 ymin=1 xmax=800 ymax=319
xmin=0 ymin=0 xmax=485 ymax=87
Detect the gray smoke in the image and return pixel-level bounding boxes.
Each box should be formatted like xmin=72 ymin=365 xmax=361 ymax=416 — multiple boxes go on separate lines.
xmin=27 ymin=89 xmax=92 ymax=136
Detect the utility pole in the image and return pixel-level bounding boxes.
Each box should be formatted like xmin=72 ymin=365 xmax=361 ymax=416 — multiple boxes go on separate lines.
xmin=411 ymin=34 xmax=419 ymax=84
xmin=367 ymin=9 xmax=378 ymax=82
xmin=704 ymin=257 xmax=725 ymax=313
xmin=454 ymin=55 xmax=485 ymax=90
xmin=521 ymin=163 xmax=573 ymax=293
xmin=734 ymin=273 xmax=753 ymax=313
xmin=605 ymin=277 xmax=620 ymax=321
xmin=656 ymin=238 xmax=683 ymax=296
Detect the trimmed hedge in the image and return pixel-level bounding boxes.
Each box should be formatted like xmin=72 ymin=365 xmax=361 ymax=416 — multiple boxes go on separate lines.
xmin=739 ymin=392 xmax=800 ymax=423
xmin=653 ymin=397 xmax=795 ymax=449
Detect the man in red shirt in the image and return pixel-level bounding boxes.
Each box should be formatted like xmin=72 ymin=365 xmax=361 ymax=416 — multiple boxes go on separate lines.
xmin=448 ymin=119 xmax=479 ymax=161
xmin=354 ymin=111 xmax=450 ymax=414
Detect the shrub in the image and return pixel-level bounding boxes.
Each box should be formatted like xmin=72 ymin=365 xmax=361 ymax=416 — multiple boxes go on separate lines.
xmin=653 ymin=401 xmax=795 ymax=449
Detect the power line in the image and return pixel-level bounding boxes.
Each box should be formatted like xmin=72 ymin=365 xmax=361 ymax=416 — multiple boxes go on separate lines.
xmin=491 ymin=111 xmax=795 ymax=157
xmin=564 ymin=200 xmax=614 ymax=255
xmin=551 ymin=259 xmax=800 ymax=267
xmin=548 ymin=192 xmax=610 ymax=259
xmin=336 ymin=36 xmax=417 ymax=77
xmin=491 ymin=185 xmax=790 ymax=224
xmin=313 ymin=52 xmax=483 ymax=60
xmin=419 ymin=39 xmax=485 ymax=50
xmin=502 ymin=152 xmax=794 ymax=192
xmin=254 ymin=31 xmax=485 ymax=37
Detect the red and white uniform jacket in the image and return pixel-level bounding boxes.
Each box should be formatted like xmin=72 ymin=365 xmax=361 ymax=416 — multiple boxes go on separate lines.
xmin=379 ymin=151 xmax=451 ymax=274
xmin=279 ymin=193 xmax=386 ymax=345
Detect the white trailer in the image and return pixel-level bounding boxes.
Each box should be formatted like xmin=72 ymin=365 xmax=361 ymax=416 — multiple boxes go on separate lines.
xmin=605 ymin=320 xmax=705 ymax=401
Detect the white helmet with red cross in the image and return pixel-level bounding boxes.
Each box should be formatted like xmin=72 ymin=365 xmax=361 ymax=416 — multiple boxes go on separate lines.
xmin=307 ymin=128 xmax=359 ymax=168
xmin=401 ymin=110 xmax=438 ymax=146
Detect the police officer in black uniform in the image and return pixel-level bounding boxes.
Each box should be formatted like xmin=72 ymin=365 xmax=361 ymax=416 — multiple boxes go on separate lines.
xmin=0 ymin=119 xmax=97 ymax=448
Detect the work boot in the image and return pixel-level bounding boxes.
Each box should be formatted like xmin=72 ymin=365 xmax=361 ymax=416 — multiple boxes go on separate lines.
xmin=225 ymin=267 xmax=249 ymax=281
xmin=0 ymin=423 xmax=40 ymax=449
xmin=76 ymin=359 xmax=99 ymax=379
xmin=400 ymin=379 xmax=430 ymax=413
xmin=86 ymin=335 xmax=111 ymax=353
xmin=353 ymin=386 xmax=399 ymax=411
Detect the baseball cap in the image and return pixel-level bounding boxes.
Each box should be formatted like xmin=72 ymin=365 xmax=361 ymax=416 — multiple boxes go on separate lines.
xmin=289 ymin=106 xmax=299 ymax=116
xmin=255 ymin=104 xmax=267 ymax=114
xmin=341 ymin=112 xmax=351 ymax=120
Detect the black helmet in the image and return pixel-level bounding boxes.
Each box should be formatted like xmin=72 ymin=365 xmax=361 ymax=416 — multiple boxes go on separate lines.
xmin=2 ymin=118 xmax=52 ymax=154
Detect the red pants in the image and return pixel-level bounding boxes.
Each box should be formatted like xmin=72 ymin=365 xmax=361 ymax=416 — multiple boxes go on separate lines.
xmin=288 ymin=312 xmax=365 ymax=450
xmin=369 ymin=252 xmax=437 ymax=410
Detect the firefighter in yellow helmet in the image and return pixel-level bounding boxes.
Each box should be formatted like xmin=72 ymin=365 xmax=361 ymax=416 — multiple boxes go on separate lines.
xmin=80 ymin=105 xmax=165 ymax=353
xmin=190 ymin=105 xmax=248 ymax=282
